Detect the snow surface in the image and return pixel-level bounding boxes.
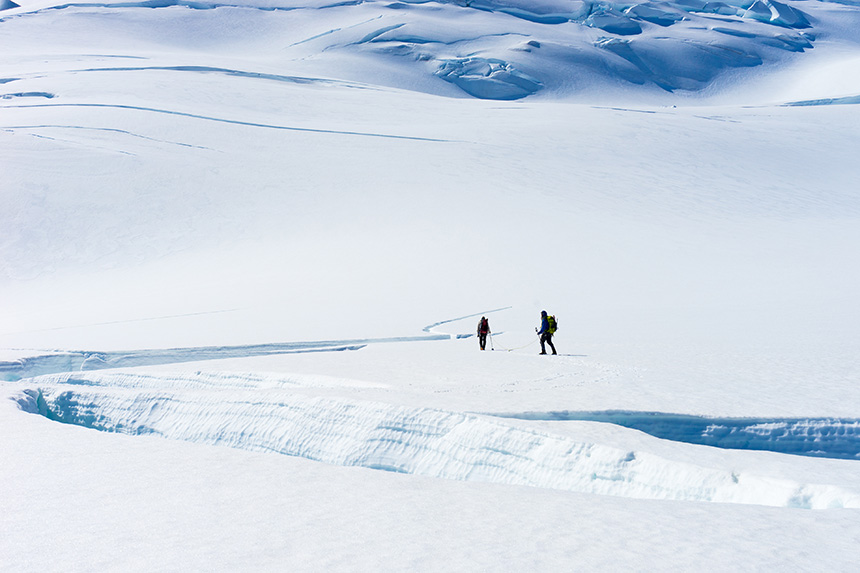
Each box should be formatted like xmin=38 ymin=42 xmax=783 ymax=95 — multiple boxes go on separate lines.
xmin=2 ymin=0 xmax=860 ymax=570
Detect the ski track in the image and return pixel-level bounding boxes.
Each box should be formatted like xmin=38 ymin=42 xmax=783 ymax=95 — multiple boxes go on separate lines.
xmin=9 ymin=370 xmax=860 ymax=509
xmin=4 ymin=124 xmax=215 ymax=149
xmin=3 ymin=103 xmax=455 ymax=142
xmin=69 ymin=65 xmax=359 ymax=88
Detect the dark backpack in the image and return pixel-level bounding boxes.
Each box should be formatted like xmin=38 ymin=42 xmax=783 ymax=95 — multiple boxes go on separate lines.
xmin=547 ymin=315 xmax=557 ymax=334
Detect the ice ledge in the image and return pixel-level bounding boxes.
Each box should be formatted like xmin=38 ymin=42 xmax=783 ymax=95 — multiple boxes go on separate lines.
xmin=12 ymin=371 xmax=860 ymax=509
xmin=488 ymin=410 xmax=860 ymax=460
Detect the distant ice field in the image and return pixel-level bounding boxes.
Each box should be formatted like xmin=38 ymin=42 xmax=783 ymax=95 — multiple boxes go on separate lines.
xmin=2 ymin=0 xmax=859 ymax=101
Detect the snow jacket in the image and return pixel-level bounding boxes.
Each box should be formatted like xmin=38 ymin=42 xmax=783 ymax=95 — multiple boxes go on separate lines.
xmin=477 ymin=318 xmax=490 ymax=334
xmin=537 ymin=314 xmax=549 ymax=335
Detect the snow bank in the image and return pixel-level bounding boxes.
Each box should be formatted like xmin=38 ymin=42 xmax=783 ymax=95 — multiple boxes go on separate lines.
xmin=15 ymin=371 xmax=860 ymax=509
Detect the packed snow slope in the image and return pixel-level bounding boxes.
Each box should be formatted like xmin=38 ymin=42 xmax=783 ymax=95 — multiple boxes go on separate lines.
xmin=2 ymin=0 xmax=860 ymax=570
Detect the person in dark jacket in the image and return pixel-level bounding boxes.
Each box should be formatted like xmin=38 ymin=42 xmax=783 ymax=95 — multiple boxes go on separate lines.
xmin=536 ymin=310 xmax=557 ymax=355
xmin=477 ymin=316 xmax=491 ymax=350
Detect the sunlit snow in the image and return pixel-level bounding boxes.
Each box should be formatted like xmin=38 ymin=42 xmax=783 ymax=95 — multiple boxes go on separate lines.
xmin=2 ymin=0 xmax=860 ymax=569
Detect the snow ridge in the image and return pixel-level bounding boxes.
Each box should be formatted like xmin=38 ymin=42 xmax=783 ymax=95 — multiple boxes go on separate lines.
xmin=16 ymin=371 xmax=860 ymax=509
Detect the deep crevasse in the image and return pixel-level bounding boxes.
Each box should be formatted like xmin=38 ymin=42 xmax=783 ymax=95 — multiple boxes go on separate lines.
xmin=16 ymin=371 xmax=860 ymax=510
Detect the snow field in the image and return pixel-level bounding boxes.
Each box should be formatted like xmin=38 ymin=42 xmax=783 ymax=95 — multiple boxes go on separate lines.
xmin=3 ymin=0 xmax=860 ymax=569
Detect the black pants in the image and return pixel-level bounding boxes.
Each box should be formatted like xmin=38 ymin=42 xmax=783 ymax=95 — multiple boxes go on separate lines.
xmin=479 ymin=332 xmax=488 ymax=350
xmin=540 ymin=332 xmax=556 ymax=355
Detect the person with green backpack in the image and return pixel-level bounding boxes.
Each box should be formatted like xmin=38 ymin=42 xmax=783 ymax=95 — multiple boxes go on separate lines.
xmin=536 ymin=310 xmax=557 ymax=355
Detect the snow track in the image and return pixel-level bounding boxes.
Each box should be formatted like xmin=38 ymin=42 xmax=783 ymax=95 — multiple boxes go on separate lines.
xmin=5 ymin=103 xmax=453 ymax=142
xmin=13 ymin=371 xmax=860 ymax=509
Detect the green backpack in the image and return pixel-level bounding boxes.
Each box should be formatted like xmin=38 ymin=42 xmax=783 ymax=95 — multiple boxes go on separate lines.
xmin=547 ymin=315 xmax=557 ymax=334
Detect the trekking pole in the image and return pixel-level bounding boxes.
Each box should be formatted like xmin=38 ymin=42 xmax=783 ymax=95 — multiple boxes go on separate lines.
xmin=489 ymin=332 xmax=494 ymax=351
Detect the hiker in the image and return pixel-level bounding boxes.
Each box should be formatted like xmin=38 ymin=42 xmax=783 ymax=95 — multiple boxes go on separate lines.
xmin=477 ymin=316 xmax=491 ymax=351
xmin=536 ymin=310 xmax=557 ymax=355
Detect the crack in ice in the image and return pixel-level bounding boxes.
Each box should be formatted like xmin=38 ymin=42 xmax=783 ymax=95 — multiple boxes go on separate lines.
xmin=486 ymin=410 xmax=860 ymax=461
xmin=13 ymin=375 xmax=860 ymax=509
